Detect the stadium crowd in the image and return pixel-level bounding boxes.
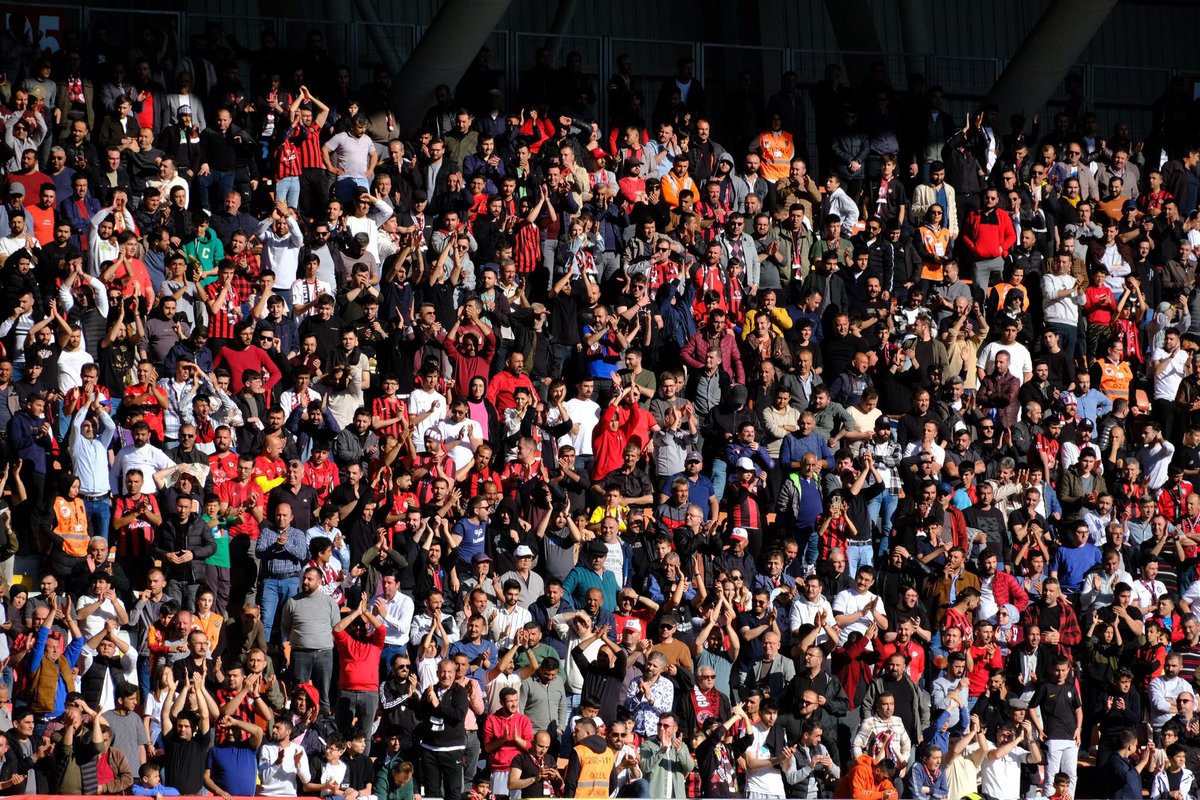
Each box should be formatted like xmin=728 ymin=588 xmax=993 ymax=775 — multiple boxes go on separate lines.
xmin=1 ymin=14 xmax=1200 ymax=800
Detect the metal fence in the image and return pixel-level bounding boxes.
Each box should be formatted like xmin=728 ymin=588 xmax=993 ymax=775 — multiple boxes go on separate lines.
xmin=23 ymin=7 xmax=1173 ymax=153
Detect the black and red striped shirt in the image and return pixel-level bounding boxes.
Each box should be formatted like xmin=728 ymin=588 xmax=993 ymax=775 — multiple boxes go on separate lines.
xmin=290 ymin=123 xmax=324 ymax=170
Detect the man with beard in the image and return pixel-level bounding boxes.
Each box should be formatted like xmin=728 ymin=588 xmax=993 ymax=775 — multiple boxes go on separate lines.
xmin=256 ymin=718 xmax=310 ymax=796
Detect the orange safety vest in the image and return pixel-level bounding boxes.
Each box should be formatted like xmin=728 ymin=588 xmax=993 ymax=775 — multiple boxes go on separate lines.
xmin=660 ymin=171 xmax=697 ymax=207
xmin=1099 ymin=359 xmax=1133 ymax=402
xmin=991 ymin=282 xmax=1029 ymax=312
xmin=53 ymin=496 xmax=89 ymax=556
xmin=573 ymin=745 xmax=617 ymax=799
xmin=919 ymin=225 xmax=953 ymax=281
xmin=757 ymin=130 xmax=794 ymax=181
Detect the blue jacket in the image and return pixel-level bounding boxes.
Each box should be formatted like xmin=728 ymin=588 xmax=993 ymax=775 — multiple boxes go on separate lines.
xmin=562 ymin=564 xmax=621 ymax=612
xmin=780 ymin=431 xmax=833 ymax=468
xmin=28 ymin=625 xmax=87 ymax=716
xmin=658 ymin=278 xmax=697 ymax=349
xmin=725 ymin=442 xmax=775 ymax=474
xmin=7 ymin=410 xmax=51 ymax=475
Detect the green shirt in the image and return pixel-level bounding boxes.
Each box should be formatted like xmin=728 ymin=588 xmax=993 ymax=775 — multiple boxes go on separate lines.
xmin=203 ymin=514 xmax=231 ymax=568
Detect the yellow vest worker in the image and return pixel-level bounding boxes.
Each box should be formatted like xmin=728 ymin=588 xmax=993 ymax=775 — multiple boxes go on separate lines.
xmin=757 ymin=129 xmax=794 ymax=181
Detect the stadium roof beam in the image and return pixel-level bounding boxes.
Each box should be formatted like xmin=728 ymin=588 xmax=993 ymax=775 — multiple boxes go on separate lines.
xmin=382 ymin=0 xmax=515 ymax=132
xmin=986 ymin=0 xmax=1119 ymax=121
xmin=822 ymin=0 xmax=884 ymax=86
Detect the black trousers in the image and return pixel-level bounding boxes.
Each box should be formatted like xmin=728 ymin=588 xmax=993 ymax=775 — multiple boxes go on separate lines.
xmin=421 ymin=746 xmax=464 ymax=800
xmin=299 ymin=168 xmax=332 ymax=220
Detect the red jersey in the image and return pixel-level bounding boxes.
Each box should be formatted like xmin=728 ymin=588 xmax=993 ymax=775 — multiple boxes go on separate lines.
xmin=458 ymin=467 xmax=498 ymax=500
xmin=193 ymin=417 xmax=217 ymax=450
xmin=253 ymin=455 xmax=286 ymax=489
xmin=209 ymin=452 xmax=239 ymax=488
xmin=1158 ymin=481 xmax=1194 ymax=523
xmin=817 ymin=514 xmax=851 ymax=561
xmin=63 ymin=385 xmax=111 ymax=418
xmin=124 ymin=383 xmax=165 ymax=441
xmin=206 ymin=281 xmax=243 ymax=340
xmin=113 ymin=494 xmax=160 ymax=557
xmin=303 ymin=458 xmax=340 ymax=505
xmin=217 ymin=479 xmax=264 ymax=539
xmin=372 ymin=395 xmax=408 ymax=440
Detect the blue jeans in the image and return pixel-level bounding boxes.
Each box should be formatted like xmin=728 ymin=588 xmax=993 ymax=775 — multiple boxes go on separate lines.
xmin=848 ymin=541 xmax=875 ymax=576
xmin=712 ymin=459 xmax=728 ymax=503
xmin=380 ymin=643 xmax=407 ymax=676
xmin=84 ymin=496 xmax=111 ymax=541
xmin=334 ymin=176 xmax=370 ymax=206
xmin=618 ymin=779 xmax=650 ymax=798
xmin=800 ymin=527 xmax=817 ymax=573
xmin=198 ymin=169 xmax=235 ymax=211
xmin=276 ymin=175 xmax=300 ymax=209
xmin=1048 ymin=322 xmax=1080 ymax=365
xmin=867 ymin=492 xmax=899 ymax=555
xmin=260 ymin=575 xmax=299 ymax=643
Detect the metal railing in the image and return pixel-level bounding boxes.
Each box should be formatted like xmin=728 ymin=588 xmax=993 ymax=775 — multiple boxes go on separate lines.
xmin=25 ymin=7 xmax=1171 ymax=154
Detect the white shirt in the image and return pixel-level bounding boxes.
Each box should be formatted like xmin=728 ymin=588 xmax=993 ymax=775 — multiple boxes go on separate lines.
xmin=790 ymin=596 xmax=834 ymax=645
xmin=109 ymin=442 xmax=175 ymax=494
xmin=903 ymin=440 xmax=946 ymax=465
xmin=258 ymin=740 xmax=312 ymax=796
xmin=980 ymin=742 xmax=1029 ymax=800
xmin=57 ymin=349 xmax=93 ymax=394
xmin=290 ymin=278 xmax=332 ymax=321
xmin=1151 ymin=347 xmax=1189 ymax=401
xmin=1151 ymin=674 xmax=1191 ymax=729
xmin=563 ymin=397 xmax=601 ymax=455
xmin=408 ymin=388 xmax=446 ymax=448
xmin=436 ymin=417 xmax=482 ymax=470
xmin=1180 ymin=580 xmax=1200 ymax=621
xmin=490 ymin=604 xmax=532 ymax=651
xmin=978 ymin=340 xmax=1033 ymax=381
xmin=1042 ymin=272 xmax=1082 ymax=326
xmin=1137 ymin=441 xmax=1176 ymax=490
xmin=832 ymin=588 xmax=886 ymax=644
xmin=744 ymin=723 xmax=788 ymax=795
xmin=1060 ymin=441 xmax=1101 ymax=472
xmin=373 ymin=591 xmax=415 ymax=647
xmin=257 ymin=216 xmax=304 ymax=287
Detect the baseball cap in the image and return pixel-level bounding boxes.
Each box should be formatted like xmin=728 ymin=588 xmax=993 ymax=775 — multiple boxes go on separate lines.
xmin=471 ymin=553 xmax=493 ymax=565
xmin=730 ymin=527 xmax=749 ymax=542
xmin=737 ymin=457 xmax=756 ymax=472
xmin=685 ymin=450 xmax=703 ymax=463
xmin=6 ymin=183 xmax=24 ymax=197
xmin=513 ymin=545 xmax=534 ymax=558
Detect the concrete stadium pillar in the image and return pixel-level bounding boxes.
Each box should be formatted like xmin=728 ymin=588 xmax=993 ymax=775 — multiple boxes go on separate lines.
xmin=986 ymin=0 xmax=1119 ymax=121
xmin=386 ymin=0 xmax=515 ymax=132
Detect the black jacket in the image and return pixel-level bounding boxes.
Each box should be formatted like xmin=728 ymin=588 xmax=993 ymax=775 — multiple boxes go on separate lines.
xmin=152 ymin=514 xmax=216 ymax=583
xmin=415 ymin=683 xmax=468 ymax=748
